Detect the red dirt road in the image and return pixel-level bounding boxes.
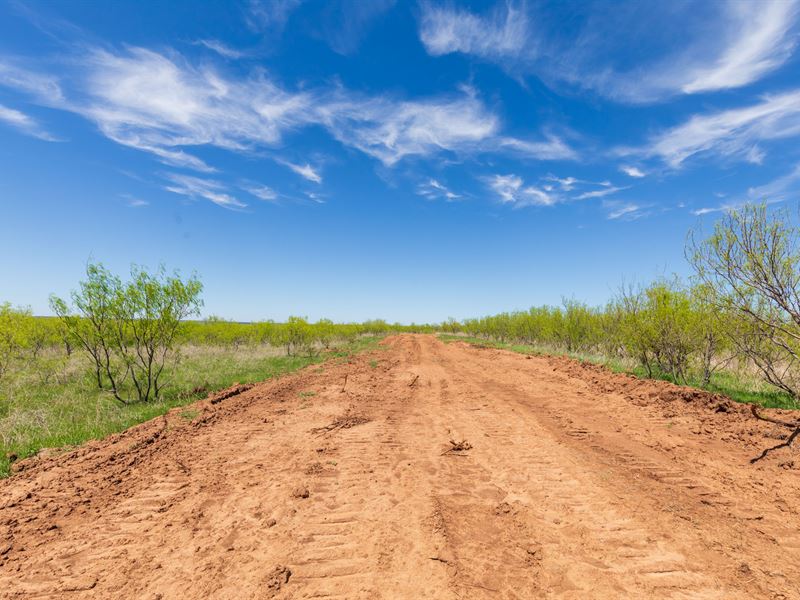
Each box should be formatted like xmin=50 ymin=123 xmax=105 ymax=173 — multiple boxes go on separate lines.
xmin=1 ymin=334 xmax=799 ymax=599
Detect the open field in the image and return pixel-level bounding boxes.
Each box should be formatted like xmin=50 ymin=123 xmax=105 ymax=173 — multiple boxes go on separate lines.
xmin=1 ymin=334 xmax=798 ymax=598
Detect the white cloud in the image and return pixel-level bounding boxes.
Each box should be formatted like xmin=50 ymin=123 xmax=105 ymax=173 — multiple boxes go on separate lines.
xmin=619 ymin=165 xmax=645 ymax=178
xmin=418 ymin=1 xmax=528 ymax=59
xmin=313 ymin=0 xmax=395 ymax=55
xmin=0 ymin=46 xmax=575 ymax=177
xmin=417 ymin=178 xmax=461 ymax=201
xmin=486 ymin=174 xmax=557 ymax=207
xmin=578 ymin=0 xmax=800 ymax=102
xmin=419 ymin=1 xmax=799 ymax=103
xmin=318 ymin=91 xmax=501 ymax=165
xmin=245 ymin=0 xmax=303 ymax=33
xmin=305 ymin=190 xmax=325 ymax=203
xmin=281 ymin=161 xmax=322 ymax=183
xmin=164 ymin=173 xmax=246 ymax=209
xmin=642 ymin=89 xmax=800 ymax=167
xmin=575 ymin=185 xmax=628 ymax=200
xmin=690 ymin=162 xmax=800 ymax=215
xmin=488 ymin=173 xmax=522 ymax=203
xmin=745 ymin=145 xmax=766 ymax=165
xmin=121 ymin=194 xmax=148 ymax=208
xmin=691 ymin=206 xmax=723 ymax=216
xmin=681 ymin=0 xmax=799 ymax=94
xmin=0 ymin=103 xmax=57 ymax=141
xmin=604 ymin=200 xmax=646 ymax=220
xmin=747 ymin=161 xmax=800 ymax=201
xmin=0 ymin=61 xmax=63 ymax=102
xmin=545 ymin=176 xmax=577 ymax=190
xmin=195 ymin=39 xmax=245 ymax=59
xmin=242 ymin=183 xmax=278 ymax=201
xmin=69 ymin=47 xmax=314 ymax=169
xmin=487 ymin=173 xmax=630 ymax=208
xmin=494 ymin=135 xmax=577 ymax=160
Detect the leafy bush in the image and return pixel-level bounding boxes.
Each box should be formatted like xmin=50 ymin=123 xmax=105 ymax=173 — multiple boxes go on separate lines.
xmin=689 ymin=203 xmax=800 ymax=398
xmin=51 ymin=263 xmax=203 ymax=403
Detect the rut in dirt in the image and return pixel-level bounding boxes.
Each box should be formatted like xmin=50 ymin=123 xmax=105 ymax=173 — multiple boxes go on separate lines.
xmin=1 ymin=334 xmax=799 ymax=599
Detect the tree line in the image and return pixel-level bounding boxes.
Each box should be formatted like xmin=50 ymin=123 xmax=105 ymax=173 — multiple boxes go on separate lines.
xmin=0 ymin=265 xmax=433 ymax=403
xmin=454 ymin=204 xmax=800 ymax=410
xmin=3 ymin=203 xmax=800 ymax=419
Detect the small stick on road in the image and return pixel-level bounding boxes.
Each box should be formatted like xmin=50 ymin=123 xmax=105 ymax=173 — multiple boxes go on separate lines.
xmin=341 ymin=374 xmax=348 ymax=393
xmin=408 ymin=374 xmax=419 ymax=387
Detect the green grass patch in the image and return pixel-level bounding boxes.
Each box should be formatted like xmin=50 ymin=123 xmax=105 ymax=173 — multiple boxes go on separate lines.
xmin=179 ymin=408 xmax=200 ymax=421
xmin=0 ymin=336 xmax=383 ymax=478
xmin=438 ymin=334 xmax=798 ymax=411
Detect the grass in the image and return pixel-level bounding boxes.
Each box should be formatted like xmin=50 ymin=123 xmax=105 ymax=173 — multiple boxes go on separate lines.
xmin=438 ymin=334 xmax=798 ymax=411
xmin=0 ymin=336 xmax=384 ymax=478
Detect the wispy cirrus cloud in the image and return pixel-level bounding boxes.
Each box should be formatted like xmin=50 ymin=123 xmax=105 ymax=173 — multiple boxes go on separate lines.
xmin=640 ymin=89 xmax=800 ymax=167
xmin=417 ymin=178 xmax=461 ymax=201
xmin=486 ymin=174 xmax=557 ymax=207
xmin=241 ymin=182 xmax=278 ymax=202
xmin=495 ymin=135 xmax=577 ymax=161
xmin=0 ymin=60 xmax=63 ymax=102
xmin=542 ymin=175 xmax=611 ymax=192
xmin=0 ymin=103 xmax=58 ymax=141
xmin=164 ymin=173 xmax=246 ymax=209
xmin=312 ymin=0 xmax=395 ymax=55
xmin=597 ymin=0 xmax=800 ymax=101
xmin=318 ymin=90 xmax=500 ymax=165
xmin=194 ymin=39 xmax=246 ymax=59
xmin=121 ymin=193 xmax=148 ymax=208
xmin=280 ymin=160 xmax=322 ymax=183
xmin=244 ymin=0 xmax=303 ymax=33
xmin=418 ymin=0 xmax=800 ymax=103
xmin=485 ymin=172 xmax=634 ymax=211
xmin=418 ymin=1 xmax=528 ymax=60
xmin=619 ymin=165 xmax=645 ymax=178
xmin=74 ymin=47 xmax=312 ymax=166
xmin=575 ymin=185 xmax=628 ymax=200
xmin=690 ymin=162 xmax=800 ymax=215
xmin=680 ymin=0 xmax=799 ymax=94
xmin=603 ymin=200 xmax=648 ymax=221
xmin=0 ymin=46 xmax=574 ymax=179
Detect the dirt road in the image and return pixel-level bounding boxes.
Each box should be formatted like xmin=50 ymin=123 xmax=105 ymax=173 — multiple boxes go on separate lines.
xmin=2 ymin=335 xmax=799 ymax=599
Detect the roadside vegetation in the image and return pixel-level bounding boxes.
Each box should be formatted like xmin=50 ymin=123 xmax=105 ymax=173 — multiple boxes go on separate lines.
xmin=3 ymin=202 xmax=800 ymax=475
xmin=440 ymin=204 xmax=800 ymax=429
xmin=0 ymin=264 xmax=428 ymax=477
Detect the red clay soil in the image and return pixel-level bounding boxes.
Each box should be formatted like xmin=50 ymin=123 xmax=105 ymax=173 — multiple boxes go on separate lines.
xmin=1 ymin=334 xmax=799 ymax=599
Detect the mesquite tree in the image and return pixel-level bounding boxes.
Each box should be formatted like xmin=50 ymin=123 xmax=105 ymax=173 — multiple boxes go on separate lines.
xmin=51 ymin=263 xmax=203 ymax=403
xmin=689 ymin=204 xmax=800 ymax=397
xmin=689 ymin=203 xmax=800 ymax=457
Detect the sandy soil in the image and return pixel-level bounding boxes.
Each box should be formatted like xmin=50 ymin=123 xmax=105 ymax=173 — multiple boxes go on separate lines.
xmin=1 ymin=334 xmax=799 ymax=599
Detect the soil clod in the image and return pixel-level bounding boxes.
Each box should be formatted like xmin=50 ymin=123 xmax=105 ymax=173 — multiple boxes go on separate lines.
xmin=291 ymin=486 xmax=310 ymax=499
xmin=265 ymin=565 xmax=291 ymax=592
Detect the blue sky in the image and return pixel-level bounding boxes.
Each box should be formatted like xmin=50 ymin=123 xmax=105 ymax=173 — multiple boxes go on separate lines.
xmin=2 ymin=0 xmax=800 ymax=323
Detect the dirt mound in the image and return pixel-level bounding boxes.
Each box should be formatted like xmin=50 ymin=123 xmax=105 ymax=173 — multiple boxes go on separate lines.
xmin=207 ymin=383 xmax=254 ymax=405
xmin=1 ymin=334 xmax=798 ymax=599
